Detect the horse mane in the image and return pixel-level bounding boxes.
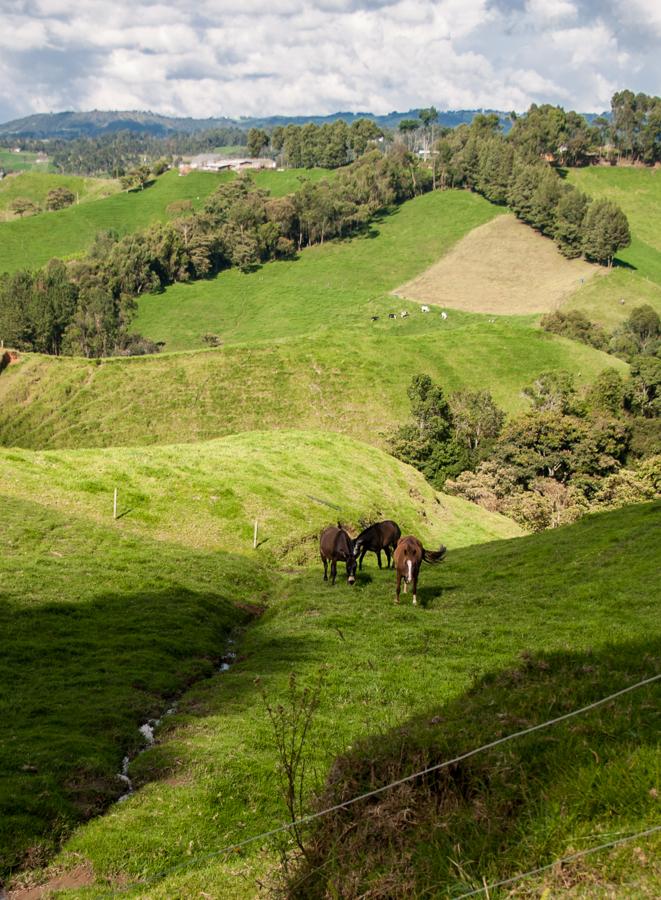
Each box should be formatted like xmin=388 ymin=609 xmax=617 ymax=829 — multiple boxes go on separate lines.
xmin=422 ymin=544 xmax=447 ymax=565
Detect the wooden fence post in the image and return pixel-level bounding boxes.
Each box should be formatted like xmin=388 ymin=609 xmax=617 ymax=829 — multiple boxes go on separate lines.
xmin=253 ymin=519 xmax=258 ymax=549
xmin=113 ymin=488 xmax=118 ymax=520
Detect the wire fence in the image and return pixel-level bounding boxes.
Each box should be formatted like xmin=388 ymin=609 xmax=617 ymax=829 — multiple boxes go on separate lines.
xmin=104 ymin=672 xmax=660 ymax=896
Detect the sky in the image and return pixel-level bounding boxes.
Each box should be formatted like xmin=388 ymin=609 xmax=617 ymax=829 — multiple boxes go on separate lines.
xmin=1 ymin=0 xmax=659 ymax=123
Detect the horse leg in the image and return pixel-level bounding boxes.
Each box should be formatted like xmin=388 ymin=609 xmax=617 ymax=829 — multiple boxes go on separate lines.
xmin=377 ymin=549 xmax=382 ymax=569
xmin=385 ymin=547 xmax=392 ymax=569
xmin=412 ymin=572 xmax=418 ymax=606
xmin=359 ymin=548 xmax=366 ymax=571
xmin=322 ymin=556 xmax=328 ymax=581
xmin=395 ymin=571 xmax=401 ymax=604
xmin=331 ymin=559 xmax=337 ymax=586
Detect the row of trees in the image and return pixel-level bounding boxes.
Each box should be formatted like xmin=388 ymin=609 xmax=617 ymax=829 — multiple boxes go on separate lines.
xmin=248 ymin=119 xmax=384 ymax=169
xmin=430 ymin=115 xmax=630 ymax=265
xmin=8 ymin=187 xmax=76 ymax=218
xmin=0 ymin=149 xmax=431 ymax=357
xmin=391 ymin=370 xmax=660 ymax=532
xmin=542 ymin=304 xmax=661 ymax=365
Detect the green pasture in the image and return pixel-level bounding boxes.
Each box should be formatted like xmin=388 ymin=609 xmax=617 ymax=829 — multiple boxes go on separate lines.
xmin=8 ymin=502 xmax=656 ymax=897
xmin=0 ymin=320 xmax=625 ymax=451
xmin=562 ymin=167 xmax=661 ymax=328
xmin=565 ymin=166 xmax=661 ymax=254
xmin=0 ymin=172 xmax=119 ymax=220
xmin=0 ymin=431 xmax=521 ymax=560
xmin=133 ymin=189 xmax=503 ymax=351
xmin=0 ymin=168 xmax=331 ymax=274
xmin=0 ymin=430 xmax=519 ymax=880
xmin=0 ymin=149 xmax=51 ymax=173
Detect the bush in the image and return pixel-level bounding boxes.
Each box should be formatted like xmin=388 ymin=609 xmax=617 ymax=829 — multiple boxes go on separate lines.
xmin=540 ymin=309 xmax=607 ymax=350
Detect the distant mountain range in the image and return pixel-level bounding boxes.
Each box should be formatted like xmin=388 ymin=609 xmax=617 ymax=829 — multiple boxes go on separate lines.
xmin=0 ymin=108 xmax=518 ymax=139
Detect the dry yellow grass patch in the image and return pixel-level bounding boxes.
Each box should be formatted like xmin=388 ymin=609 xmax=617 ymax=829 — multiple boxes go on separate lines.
xmin=395 ymin=214 xmax=602 ymax=315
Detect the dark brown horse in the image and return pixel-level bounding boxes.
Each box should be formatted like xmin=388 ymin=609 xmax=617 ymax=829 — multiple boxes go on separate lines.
xmin=393 ymin=536 xmax=446 ymax=606
xmin=320 ymin=524 xmax=357 ymax=586
xmin=353 ymin=520 xmax=401 ymax=570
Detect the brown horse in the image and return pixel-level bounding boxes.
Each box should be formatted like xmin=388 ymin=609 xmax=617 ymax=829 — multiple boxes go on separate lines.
xmin=320 ymin=524 xmax=357 ymax=586
xmin=393 ymin=536 xmax=446 ymax=606
xmin=353 ymin=520 xmax=401 ymax=570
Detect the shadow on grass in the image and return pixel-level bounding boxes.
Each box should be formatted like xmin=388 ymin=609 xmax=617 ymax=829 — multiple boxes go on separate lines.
xmin=0 ymin=581 xmax=323 ymax=881
xmin=289 ymin=636 xmax=661 ymax=898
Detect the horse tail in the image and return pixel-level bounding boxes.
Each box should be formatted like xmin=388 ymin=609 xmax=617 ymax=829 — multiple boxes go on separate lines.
xmin=422 ymin=544 xmax=447 ymax=565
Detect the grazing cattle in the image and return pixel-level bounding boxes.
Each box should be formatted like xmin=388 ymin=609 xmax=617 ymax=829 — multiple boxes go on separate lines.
xmin=320 ymin=524 xmax=357 ymax=586
xmin=400 ymin=310 xmax=409 ymax=318
xmin=371 ymin=315 xmax=379 ymax=321
xmin=421 ymin=305 xmax=430 ymax=313
xmin=354 ymin=520 xmax=401 ymax=570
xmin=393 ymin=536 xmax=446 ymax=606
xmin=441 ymin=311 xmax=448 ymax=320
xmin=388 ymin=313 xmax=397 ymax=319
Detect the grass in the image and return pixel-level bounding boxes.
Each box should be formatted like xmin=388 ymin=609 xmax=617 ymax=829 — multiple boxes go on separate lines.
xmin=0 ymin=149 xmax=51 ymax=173
xmin=132 ymin=190 xmax=503 ymax=351
xmin=0 ymin=172 xmax=119 ymax=220
xmin=0 ymin=430 xmax=519 ymax=882
xmin=397 ymin=213 xmax=600 ymax=315
xmin=0 ymin=494 xmax=268 ymax=878
xmin=0 ymin=321 xmax=625 ymax=451
xmin=9 ymin=501 xmax=656 ymax=897
xmin=561 ymin=167 xmax=661 ymax=328
xmin=0 ymin=431 xmax=522 ymax=560
xmin=0 ymin=168 xmax=331 ymax=274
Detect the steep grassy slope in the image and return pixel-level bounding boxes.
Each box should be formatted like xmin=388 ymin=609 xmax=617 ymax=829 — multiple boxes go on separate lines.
xmin=17 ymin=502 xmax=657 ymax=898
xmin=0 ymin=431 xmax=522 ymax=559
xmin=133 ymin=189 xmax=503 ymax=351
xmin=563 ymin=167 xmax=661 ymax=326
xmin=0 ymin=168 xmax=329 ymax=274
xmin=0 ymin=172 xmax=119 ymax=220
xmin=0 ymin=432 xmax=519 ymax=881
xmin=0 ymin=323 xmax=625 ymax=451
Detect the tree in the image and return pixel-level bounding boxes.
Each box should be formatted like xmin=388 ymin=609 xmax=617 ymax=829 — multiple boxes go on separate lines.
xmin=45 ymin=187 xmax=75 ymax=210
xmin=390 ymin=374 xmax=467 ymax=487
xmin=628 ymin=356 xmax=661 ymax=418
xmin=247 ymin=128 xmax=269 ymax=158
xmin=10 ymin=196 xmax=39 ymax=217
xmin=522 ymin=371 xmax=577 ymax=414
xmin=582 ymin=199 xmax=631 ymax=267
xmin=554 ymin=189 xmax=590 ymax=258
xmin=120 ymin=164 xmax=151 ymax=191
xmin=449 ymin=390 xmax=505 ymax=457
xmin=586 ymin=369 xmax=627 ymax=416
xmin=625 ymin=305 xmax=661 ymax=354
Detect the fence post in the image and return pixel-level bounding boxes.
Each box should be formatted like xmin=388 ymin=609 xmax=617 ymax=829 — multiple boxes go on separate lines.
xmin=113 ymin=488 xmax=118 ymax=520
xmin=253 ymin=519 xmax=258 ymax=549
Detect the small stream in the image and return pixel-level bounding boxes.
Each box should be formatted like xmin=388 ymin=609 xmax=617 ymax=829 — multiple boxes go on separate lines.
xmin=115 ymin=638 xmax=237 ymax=803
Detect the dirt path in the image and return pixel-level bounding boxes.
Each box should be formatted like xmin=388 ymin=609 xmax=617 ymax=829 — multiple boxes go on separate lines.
xmin=395 ymin=214 xmax=602 ymax=315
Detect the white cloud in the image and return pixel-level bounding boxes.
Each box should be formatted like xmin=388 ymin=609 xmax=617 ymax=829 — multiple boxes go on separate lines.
xmin=0 ymin=0 xmax=658 ymax=123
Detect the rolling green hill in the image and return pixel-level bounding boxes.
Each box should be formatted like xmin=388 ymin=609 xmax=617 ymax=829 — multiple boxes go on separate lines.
xmin=0 ymin=171 xmax=119 ymax=220
xmin=0 ymin=431 xmax=520 ymax=878
xmin=7 ymin=501 xmax=657 ymax=897
xmin=0 ymin=168 xmax=330 ymax=274
xmin=133 ymin=189 xmax=503 ymax=351
xmin=563 ymin=167 xmax=661 ymax=326
xmin=0 ymin=322 xmax=625 ymax=451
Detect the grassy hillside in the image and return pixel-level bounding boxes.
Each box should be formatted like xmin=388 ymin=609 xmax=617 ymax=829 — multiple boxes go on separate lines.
xmin=133 ymin=189 xmax=504 ymax=351
xmin=0 ymin=431 xmax=522 ymax=559
xmin=0 ymin=149 xmax=51 ymax=173
xmin=0 ymin=323 xmax=625 ymax=451
xmin=12 ymin=502 xmax=657 ymax=897
xmin=0 ymin=431 xmax=519 ymax=880
xmin=0 ymin=172 xmax=119 ymax=220
xmin=0 ymin=168 xmax=330 ymax=274
xmin=562 ymin=167 xmax=661 ymax=327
